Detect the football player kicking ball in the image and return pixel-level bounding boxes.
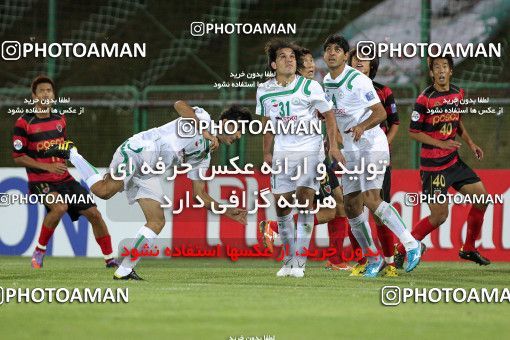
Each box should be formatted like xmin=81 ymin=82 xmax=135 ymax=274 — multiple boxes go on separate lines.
xmin=259 ymin=47 xmax=352 ymax=271
xmin=394 ymin=55 xmax=491 ymax=267
xmin=45 ymin=101 xmax=251 ymax=280
xmin=13 ymin=75 xmax=118 ymax=269
xmin=346 ymin=47 xmax=403 ymax=277
xmin=257 ymin=39 xmax=343 ymax=278
xmin=322 ymin=35 xmax=423 ymax=277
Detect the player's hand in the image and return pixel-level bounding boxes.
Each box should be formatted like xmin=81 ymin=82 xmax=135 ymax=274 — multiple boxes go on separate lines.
xmin=345 ymin=124 xmax=365 ymax=142
xmin=225 ymin=207 xmax=247 ymax=225
xmin=203 ymin=131 xmax=219 ymax=152
xmin=328 ymin=147 xmax=346 ymax=167
xmin=263 ymin=152 xmax=272 ymax=166
xmin=469 ymin=142 xmax=484 ymax=160
xmin=438 ymin=139 xmax=461 ymax=150
xmin=45 ymin=163 xmax=67 ymax=174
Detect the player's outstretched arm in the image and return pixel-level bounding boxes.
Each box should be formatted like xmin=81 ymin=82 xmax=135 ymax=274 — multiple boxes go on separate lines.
xmin=192 ymin=179 xmax=247 ymax=224
xmin=174 ymin=100 xmax=219 ymax=151
xmin=347 ymin=103 xmax=387 ymax=142
xmin=174 ymin=100 xmax=199 ymax=121
xmin=458 ymin=121 xmax=483 ymax=160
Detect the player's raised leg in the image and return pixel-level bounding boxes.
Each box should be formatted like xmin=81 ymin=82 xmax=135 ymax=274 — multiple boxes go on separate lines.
xmin=45 ymin=142 xmax=125 ymax=200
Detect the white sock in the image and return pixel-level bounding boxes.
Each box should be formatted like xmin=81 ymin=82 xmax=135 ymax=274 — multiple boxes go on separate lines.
xmin=385 ymin=256 xmax=394 ymax=264
xmin=374 ymin=201 xmax=418 ymax=251
xmin=69 ymin=148 xmax=102 ymax=188
xmin=294 ymin=212 xmax=315 ymax=268
xmin=348 ymin=210 xmax=379 ymax=263
xmin=115 ymin=226 xmax=158 ymax=277
xmin=277 ymin=213 xmax=295 ymax=267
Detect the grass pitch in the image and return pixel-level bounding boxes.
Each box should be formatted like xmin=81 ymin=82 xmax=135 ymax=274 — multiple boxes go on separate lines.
xmin=1 ymin=257 xmax=510 ymax=340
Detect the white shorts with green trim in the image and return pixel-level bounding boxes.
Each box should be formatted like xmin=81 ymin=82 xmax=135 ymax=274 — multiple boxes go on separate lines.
xmin=341 ymin=149 xmax=389 ymax=195
xmin=270 ymin=151 xmax=325 ymax=195
xmin=109 ymin=136 xmax=177 ymax=205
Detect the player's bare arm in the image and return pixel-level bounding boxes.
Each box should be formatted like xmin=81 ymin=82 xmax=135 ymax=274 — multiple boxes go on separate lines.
xmin=386 ymin=124 xmax=399 ymax=145
xmin=174 ymin=99 xmax=219 ymax=151
xmin=323 ymin=109 xmax=345 ymax=165
xmin=347 ymin=102 xmax=387 ymax=142
xmin=458 ymin=120 xmax=483 ymax=160
xmin=192 ymin=179 xmax=247 ymax=225
xmin=409 ymin=130 xmax=461 ymax=150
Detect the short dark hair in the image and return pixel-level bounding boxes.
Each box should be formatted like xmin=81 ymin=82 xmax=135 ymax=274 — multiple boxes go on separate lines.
xmin=347 ymin=47 xmax=379 ymax=79
xmin=31 ymin=75 xmax=55 ymax=94
xmin=323 ymin=34 xmax=349 ymax=53
xmin=296 ymin=47 xmax=312 ymax=72
xmin=265 ymin=38 xmax=299 ymax=71
xmin=220 ymin=105 xmax=252 ymax=122
xmin=429 ymin=55 xmax=454 ymax=71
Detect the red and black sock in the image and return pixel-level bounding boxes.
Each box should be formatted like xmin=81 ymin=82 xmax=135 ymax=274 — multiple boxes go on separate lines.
xmin=95 ymin=234 xmax=114 ymax=261
xmin=397 ymin=217 xmax=437 ymax=254
xmin=327 ymin=216 xmax=347 ymax=264
xmin=463 ymin=206 xmax=486 ymax=252
xmin=348 ymin=227 xmax=365 ymax=264
xmin=377 ymin=224 xmax=394 ymax=259
xmin=36 ymin=225 xmax=56 ymax=252
xmin=268 ymin=220 xmax=279 ymax=233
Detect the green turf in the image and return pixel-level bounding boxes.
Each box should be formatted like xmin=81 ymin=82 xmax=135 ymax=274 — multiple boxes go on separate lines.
xmin=1 ymin=257 xmax=510 ymax=340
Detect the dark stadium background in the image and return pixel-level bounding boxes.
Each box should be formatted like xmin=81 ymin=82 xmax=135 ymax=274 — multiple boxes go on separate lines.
xmin=1 ymin=0 xmax=508 ymax=169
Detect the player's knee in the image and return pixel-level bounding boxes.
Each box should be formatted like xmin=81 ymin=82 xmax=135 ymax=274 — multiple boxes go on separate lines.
xmin=343 ymin=200 xmax=361 ymax=218
xmin=364 ymin=200 xmax=380 ymax=213
xmin=296 ymin=192 xmax=314 ymax=209
xmin=51 ymin=203 xmax=68 ymax=215
xmin=276 ymin=207 xmax=292 ymax=217
xmin=147 ymin=220 xmax=165 ymax=232
xmin=93 ymin=186 xmax=114 ymax=200
xmin=85 ymin=207 xmax=103 ymax=223
xmin=332 ymin=190 xmax=344 ymax=205
xmin=473 ymin=202 xmax=488 ymax=212
xmin=431 ymin=209 xmax=449 ymax=226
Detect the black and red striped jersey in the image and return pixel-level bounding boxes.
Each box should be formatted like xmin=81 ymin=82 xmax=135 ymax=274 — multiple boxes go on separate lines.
xmin=410 ymin=84 xmax=464 ymax=172
xmin=12 ymin=112 xmax=74 ymax=184
xmin=373 ymin=81 xmax=399 ymax=136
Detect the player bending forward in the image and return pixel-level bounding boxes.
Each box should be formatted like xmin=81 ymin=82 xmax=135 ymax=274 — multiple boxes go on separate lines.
xmin=46 ymin=101 xmax=251 ymax=280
